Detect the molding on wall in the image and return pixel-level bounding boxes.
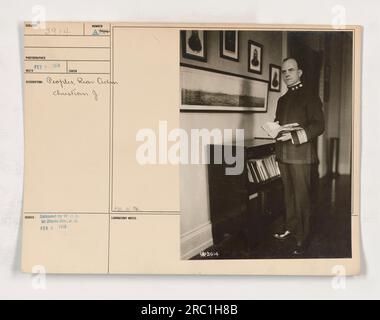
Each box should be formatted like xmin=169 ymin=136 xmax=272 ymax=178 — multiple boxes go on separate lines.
xmin=339 ymin=164 xmax=351 ymax=175
xmin=181 ymin=221 xmax=213 ymax=260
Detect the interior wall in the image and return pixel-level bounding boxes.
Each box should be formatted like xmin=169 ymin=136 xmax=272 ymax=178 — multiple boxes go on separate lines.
xmin=325 ymin=32 xmax=353 ymax=175
xmin=338 ymin=34 xmax=353 ymax=175
xmin=180 ymin=31 xmax=283 ymax=256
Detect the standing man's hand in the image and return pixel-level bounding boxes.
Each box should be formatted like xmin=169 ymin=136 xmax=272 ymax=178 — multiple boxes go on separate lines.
xmin=277 ymin=132 xmax=292 ymax=142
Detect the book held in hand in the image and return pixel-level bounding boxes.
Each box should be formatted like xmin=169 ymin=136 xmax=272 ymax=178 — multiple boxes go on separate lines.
xmin=261 ymin=121 xmax=301 ymax=139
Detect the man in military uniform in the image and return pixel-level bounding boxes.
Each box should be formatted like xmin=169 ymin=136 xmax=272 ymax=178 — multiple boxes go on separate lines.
xmin=273 ymin=57 xmax=325 ymax=255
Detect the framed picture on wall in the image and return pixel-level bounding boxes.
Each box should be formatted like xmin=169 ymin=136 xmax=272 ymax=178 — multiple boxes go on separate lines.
xmin=220 ymin=31 xmax=239 ymax=61
xmin=248 ymin=40 xmax=263 ymax=74
xmin=269 ymin=64 xmax=281 ymax=92
xmin=181 ymin=30 xmax=207 ymax=62
xmin=180 ymin=65 xmax=269 ymax=112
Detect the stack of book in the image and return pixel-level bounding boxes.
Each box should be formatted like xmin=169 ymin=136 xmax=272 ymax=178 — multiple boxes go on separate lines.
xmin=247 ymin=154 xmax=280 ymax=183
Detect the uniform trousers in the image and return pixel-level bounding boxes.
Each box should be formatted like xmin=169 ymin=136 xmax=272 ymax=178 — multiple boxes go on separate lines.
xmin=278 ymin=162 xmax=318 ymax=243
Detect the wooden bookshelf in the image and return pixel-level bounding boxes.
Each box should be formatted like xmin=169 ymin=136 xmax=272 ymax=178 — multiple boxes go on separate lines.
xmin=208 ymin=138 xmax=285 ymax=251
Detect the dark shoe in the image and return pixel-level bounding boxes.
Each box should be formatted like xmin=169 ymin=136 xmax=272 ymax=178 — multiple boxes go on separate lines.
xmin=273 ymin=230 xmax=292 ymax=240
xmin=292 ymin=241 xmax=306 ymax=255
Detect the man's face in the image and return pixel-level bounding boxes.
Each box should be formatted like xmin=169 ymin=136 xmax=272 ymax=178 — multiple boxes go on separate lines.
xmin=281 ymin=59 xmax=302 ymax=87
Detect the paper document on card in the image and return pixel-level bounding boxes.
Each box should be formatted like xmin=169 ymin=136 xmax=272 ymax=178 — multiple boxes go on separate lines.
xmin=21 ymin=21 xmax=361 ymax=276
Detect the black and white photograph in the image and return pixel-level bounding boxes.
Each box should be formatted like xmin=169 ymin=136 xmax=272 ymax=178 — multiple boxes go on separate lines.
xmin=180 ymin=29 xmax=354 ymax=261
xmin=181 ymin=30 xmax=207 ymax=62
xmin=269 ymin=63 xmax=281 ymax=92
xmin=220 ymin=30 xmax=239 ymax=61
xmin=248 ymin=40 xmax=263 ymax=74
xmin=180 ymin=66 xmax=268 ymax=112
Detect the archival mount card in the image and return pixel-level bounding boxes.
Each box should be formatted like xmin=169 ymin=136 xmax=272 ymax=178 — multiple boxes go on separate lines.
xmin=22 ymin=22 xmax=361 ymax=275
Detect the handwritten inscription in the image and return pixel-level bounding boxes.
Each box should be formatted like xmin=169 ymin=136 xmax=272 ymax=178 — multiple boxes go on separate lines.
xmin=46 ymin=76 xmax=118 ymax=100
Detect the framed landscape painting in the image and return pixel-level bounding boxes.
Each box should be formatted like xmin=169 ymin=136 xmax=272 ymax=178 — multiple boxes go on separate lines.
xmin=180 ymin=65 xmax=268 ymax=112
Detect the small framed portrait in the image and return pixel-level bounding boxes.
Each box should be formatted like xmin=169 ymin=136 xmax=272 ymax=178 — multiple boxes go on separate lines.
xmin=248 ymin=40 xmax=263 ymax=74
xmin=220 ymin=30 xmax=239 ymax=61
xmin=269 ymin=64 xmax=281 ymax=92
xmin=181 ymin=30 xmax=207 ymax=62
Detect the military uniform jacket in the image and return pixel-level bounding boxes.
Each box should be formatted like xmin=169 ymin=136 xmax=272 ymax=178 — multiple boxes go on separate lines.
xmin=274 ymin=83 xmax=325 ymax=164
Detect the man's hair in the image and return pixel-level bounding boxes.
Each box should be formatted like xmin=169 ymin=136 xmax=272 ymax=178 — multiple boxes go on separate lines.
xmin=282 ymin=57 xmax=300 ymax=68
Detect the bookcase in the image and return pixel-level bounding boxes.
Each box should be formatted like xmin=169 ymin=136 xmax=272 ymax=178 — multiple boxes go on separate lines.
xmin=207 ymin=138 xmax=285 ymax=251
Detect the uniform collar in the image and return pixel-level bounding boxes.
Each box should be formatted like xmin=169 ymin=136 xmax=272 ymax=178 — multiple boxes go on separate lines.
xmin=288 ymin=82 xmax=303 ymax=91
